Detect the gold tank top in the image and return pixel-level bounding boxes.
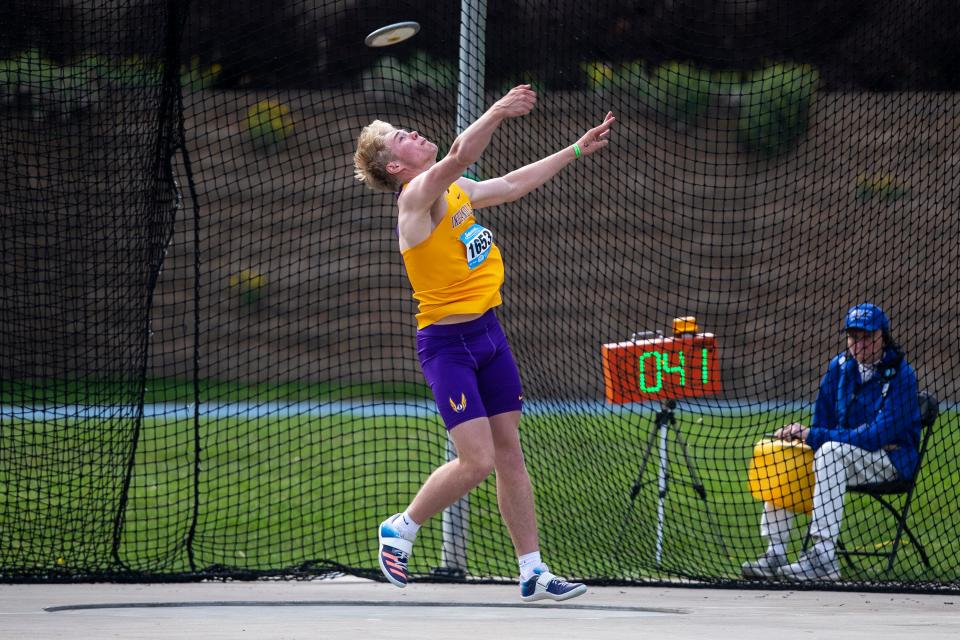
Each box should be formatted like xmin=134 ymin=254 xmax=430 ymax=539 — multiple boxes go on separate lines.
xmin=400 ymin=183 xmax=504 ymax=329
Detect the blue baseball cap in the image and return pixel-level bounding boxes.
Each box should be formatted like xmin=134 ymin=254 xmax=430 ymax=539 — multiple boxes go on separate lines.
xmin=844 ymin=303 xmax=889 ymax=332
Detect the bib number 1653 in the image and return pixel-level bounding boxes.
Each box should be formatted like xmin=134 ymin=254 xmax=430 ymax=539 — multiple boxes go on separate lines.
xmin=460 ymin=223 xmax=494 ymax=269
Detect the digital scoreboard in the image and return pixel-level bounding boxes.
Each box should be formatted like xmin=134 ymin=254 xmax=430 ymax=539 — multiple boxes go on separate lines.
xmin=601 ymin=333 xmax=721 ymax=403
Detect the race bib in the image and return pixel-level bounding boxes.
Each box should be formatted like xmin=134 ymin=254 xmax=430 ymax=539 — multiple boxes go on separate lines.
xmin=460 ymin=223 xmax=494 ymax=269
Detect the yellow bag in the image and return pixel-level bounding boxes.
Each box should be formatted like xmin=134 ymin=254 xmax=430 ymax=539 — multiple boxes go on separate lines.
xmin=747 ymin=438 xmax=814 ymax=514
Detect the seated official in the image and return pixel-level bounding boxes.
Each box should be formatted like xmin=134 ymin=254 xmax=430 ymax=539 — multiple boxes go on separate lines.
xmin=742 ymin=303 xmax=921 ymax=581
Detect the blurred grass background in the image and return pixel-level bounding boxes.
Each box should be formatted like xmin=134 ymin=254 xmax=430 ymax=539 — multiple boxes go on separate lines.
xmin=3 ymin=403 xmax=954 ymax=583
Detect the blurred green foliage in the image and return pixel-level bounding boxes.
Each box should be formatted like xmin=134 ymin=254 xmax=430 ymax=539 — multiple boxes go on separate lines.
xmin=0 ymin=47 xmax=232 ymax=129
xmin=73 ymin=54 xmax=163 ymax=87
xmin=498 ymin=71 xmax=547 ymax=95
xmin=228 ymin=268 xmax=268 ymax=304
xmin=736 ymin=63 xmax=820 ymax=156
xmin=855 ymin=173 xmax=910 ymax=202
xmin=0 ymin=49 xmax=90 ymax=119
xmin=0 ymin=50 xmax=220 ymax=116
xmin=245 ymin=99 xmax=295 ymax=149
xmin=638 ymin=62 xmax=715 ymax=124
xmin=2 ymin=44 xmax=819 ymax=160
xmin=577 ymin=59 xmax=817 ymax=155
xmin=0 ymin=49 xmax=59 ymax=90
xmin=361 ymin=51 xmax=456 ymax=96
xmin=181 ymin=55 xmax=222 ymax=91
xmin=581 ymin=61 xmax=616 ymax=91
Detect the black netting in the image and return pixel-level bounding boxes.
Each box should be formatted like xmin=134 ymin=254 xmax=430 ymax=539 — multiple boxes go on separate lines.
xmin=1 ymin=0 xmax=958 ymax=592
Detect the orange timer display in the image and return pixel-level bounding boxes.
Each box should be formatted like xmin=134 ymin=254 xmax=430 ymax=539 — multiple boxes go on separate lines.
xmin=601 ymin=334 xmax=721 ymax=403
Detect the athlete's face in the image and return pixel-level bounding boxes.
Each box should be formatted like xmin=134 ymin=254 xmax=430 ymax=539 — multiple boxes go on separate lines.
xmin=388 ymin=128 xmax=438 ymax=171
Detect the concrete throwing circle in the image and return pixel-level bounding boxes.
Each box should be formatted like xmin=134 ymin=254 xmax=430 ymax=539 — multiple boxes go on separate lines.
xmin=46 ymin=600 xmax=685 ymax=619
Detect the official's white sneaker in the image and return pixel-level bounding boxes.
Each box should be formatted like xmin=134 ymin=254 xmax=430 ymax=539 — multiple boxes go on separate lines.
xmin=520 ymin=567 xmax=587 ymax=602
xmin=741 ymin=551 xmax=788 ymax=579
xmin=778 ymin=548 xmax=840 ymax=582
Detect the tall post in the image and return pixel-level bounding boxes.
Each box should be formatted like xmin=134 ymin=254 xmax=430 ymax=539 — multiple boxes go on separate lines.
xmin=435 ymin=0 xmax=486 ymax=578
xmin=656 ymin=412 xmax=668 ymax=565
xmin=457 ymin=0 xmax=486 ymax=178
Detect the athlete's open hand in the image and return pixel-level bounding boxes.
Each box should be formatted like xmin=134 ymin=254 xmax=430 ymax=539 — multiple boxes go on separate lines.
xmin=493 ymin=84 xmax=537 ymax=119
xmin=575 ymin=111 xmax=616 ymax=158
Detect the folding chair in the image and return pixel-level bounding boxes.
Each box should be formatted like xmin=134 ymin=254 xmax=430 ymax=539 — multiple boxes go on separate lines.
xmin=832 ymin=391 xmax=939 ymax=573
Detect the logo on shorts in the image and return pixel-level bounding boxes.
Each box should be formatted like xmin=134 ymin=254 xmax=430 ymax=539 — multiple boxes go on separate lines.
xmin=449 ymin=393 xmax=467 ymax=413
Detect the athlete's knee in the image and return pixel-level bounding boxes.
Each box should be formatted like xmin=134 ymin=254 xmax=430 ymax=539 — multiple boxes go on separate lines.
xmin=457 ymin=450 xmax=496 ymax=484
xmin=457 ymin=442 xmax=496 ymax=485
xmin=448 ymin=416 xmax=496 ymax=482
xmin=494 ymin=444 xmax=527 ymax=477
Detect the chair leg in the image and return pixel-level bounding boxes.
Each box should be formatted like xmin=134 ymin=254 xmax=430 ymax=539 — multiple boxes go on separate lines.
xmin=887 ymin=522 xmax=931 ymax=570
xmin=872 ymin=495 xmax=906 ymax=573
xmin=873 ymin=493 xmax=930 ymax=572
xmin=807 ymin=490 xmax=930 ymax=574
xmin=829 ymin=494 xmax=930 ymax=574
xmin=835 ymin=540 xmax=854 ymax=571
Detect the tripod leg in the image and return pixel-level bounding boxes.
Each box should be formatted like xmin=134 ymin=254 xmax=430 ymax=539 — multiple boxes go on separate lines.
xmin=674 ymin=428 xmax=706 ymax=499
xmin=629 ymin=418 xmax=661 ymax=499
xmin=671 ymin=426 xmax=730 ymax=561
xmin=615 ymin=419 xmax=661 ymax=548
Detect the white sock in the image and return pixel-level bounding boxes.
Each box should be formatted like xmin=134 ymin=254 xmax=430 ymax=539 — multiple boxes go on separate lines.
xmin=767 ymin=543 xmax=787 ymax=559
xmin=518 ymin=551 xmax=547 ymax=582
xmin=390 ymin=512 xmax=421 ymax=542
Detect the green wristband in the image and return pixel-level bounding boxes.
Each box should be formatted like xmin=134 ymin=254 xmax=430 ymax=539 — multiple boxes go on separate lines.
xmin=572 ymin=143 xmax=582 ymax=159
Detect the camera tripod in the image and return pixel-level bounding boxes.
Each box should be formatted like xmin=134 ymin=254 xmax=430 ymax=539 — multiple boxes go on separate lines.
xmin=618 ymin=400 xmax=728 ymax=565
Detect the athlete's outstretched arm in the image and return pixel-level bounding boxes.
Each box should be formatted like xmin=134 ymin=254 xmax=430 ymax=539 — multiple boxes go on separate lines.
xmin=463 ymin=112 xmax=615 ymax=209
xmin=401 ymin=85 xmax=536 ymax=215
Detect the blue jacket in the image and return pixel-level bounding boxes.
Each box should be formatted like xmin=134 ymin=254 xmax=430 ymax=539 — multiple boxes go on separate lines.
xmin=806 ymin=347 xmax=922 ymax=481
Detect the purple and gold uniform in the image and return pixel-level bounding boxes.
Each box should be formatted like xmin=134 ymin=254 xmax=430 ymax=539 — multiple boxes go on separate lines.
xmin=401 ymin=182 xmax=504 ymax=329
xmin=401 ymin=182 xmax=523 ymax=429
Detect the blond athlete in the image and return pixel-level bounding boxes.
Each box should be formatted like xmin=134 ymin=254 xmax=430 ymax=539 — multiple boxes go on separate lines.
xmin=354 ymin=85 xmax=615 ymax=601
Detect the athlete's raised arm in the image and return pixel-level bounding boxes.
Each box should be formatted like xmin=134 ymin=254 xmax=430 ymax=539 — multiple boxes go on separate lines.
xmin=400 ymin=85 xmax=537 ymax=217
xmin=462 ymin=111 xmax=615 ymax=209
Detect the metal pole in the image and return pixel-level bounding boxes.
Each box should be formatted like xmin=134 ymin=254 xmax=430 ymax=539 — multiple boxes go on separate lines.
xmin=456 ymin=0 xmax=486 ymax=175
xmin=656 ymin=419 xmax=668 ymax=565
xmin=438 ymin=437 xmax=469 ymax=575
xmin=437 ymin=0 xmax=486 ymax=577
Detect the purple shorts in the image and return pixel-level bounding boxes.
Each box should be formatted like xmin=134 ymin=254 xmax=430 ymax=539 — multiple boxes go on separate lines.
xmin=417 ymin=309 xmax=524 ymax=430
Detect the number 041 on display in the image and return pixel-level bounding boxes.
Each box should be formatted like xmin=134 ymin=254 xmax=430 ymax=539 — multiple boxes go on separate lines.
xmin=601 ymin=334 xmax=721 ymax=403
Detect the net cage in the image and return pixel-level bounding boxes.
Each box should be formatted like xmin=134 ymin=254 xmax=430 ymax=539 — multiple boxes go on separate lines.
xmin=0 ymin=0 xmax=958 ymax=591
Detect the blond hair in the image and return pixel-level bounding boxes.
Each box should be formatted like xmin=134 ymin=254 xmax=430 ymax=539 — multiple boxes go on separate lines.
xmin=354 ymin=120 xmax=399 ymax=192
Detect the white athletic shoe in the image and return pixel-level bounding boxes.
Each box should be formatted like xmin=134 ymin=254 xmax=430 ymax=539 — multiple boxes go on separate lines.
xmin=741 ymin=551 xmax=788 ymax=579
xmin=520 ymin=568 xmax=587 ymax=602
xmin=778 ymin=547 xmax=840 ymax=582
xmin=377 ymin=516 xmax=413 ymax=588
